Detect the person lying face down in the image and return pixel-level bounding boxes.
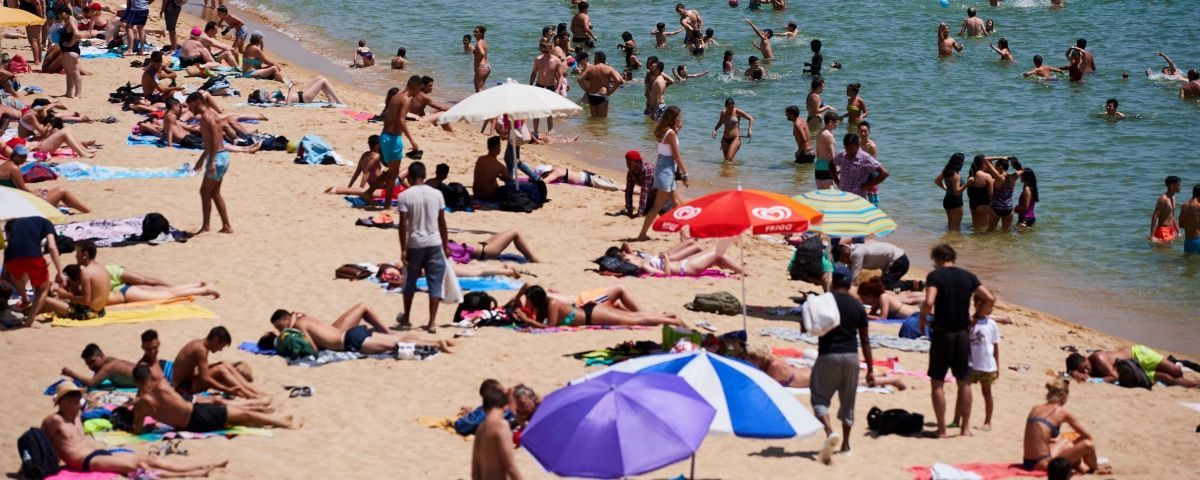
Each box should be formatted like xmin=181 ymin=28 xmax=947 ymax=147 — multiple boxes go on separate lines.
xmin=261 ymin=303 xmax=456 ymax=355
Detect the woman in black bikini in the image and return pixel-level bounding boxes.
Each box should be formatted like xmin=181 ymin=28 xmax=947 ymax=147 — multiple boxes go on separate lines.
xmin=965 ymin=155 xmax=994 ymax=230
xmin=446 ymin=229 xmax=540 ymax=264
xmin=1021 ymin=379 xmax=1110 ymax=474
xmin=984 ymin=156 xmax=1020 ymax=232
xmin=507 ymin=284 xmax=684 ymax=329
xmin=711 ymin=97 xmax=753 ymax=164
xmin=57 ymin=7 xmax=83 ymax=98
xmin=934 ymin=153 xmax=968 ymax=231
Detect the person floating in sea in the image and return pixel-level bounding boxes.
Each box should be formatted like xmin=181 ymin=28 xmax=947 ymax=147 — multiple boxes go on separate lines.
xmin=938 ymin=23 xmax=963 ymax=57
xmin=1103 ymin=98 xmax=1126 ymax=119
xmin=712 ymin=97 xmax=753 ymax=164
xmin=1149 ymin=175 xmax=1181 ymax=245
xmin=1146 ymin=51 xmax=1184 ymax=80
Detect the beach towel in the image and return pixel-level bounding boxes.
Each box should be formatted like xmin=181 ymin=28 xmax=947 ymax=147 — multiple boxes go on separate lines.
xmin=341 ymin=110 xmax=374 ymax=122
xmin=908 ymin=463 xmax=1047 ymax=480
xmin=759 ymin=327 xmax=932 ymax=353
xmin=350 ymin=262 xmax=524 ymax=292
xmin=80 ymin=46 xmax=122 ymax=59
xmin=51 ymin=300 xmax=216 ymax=327
xmin=787 ymin=386 xmax=894 ymax=395
xmin=294 ymin=135 xmax=349 ymax=165
xmin=646 ymin=269 xmax=732 ymax=279
xmin=237 ymin=342 xmax=437 ymax=366
xmin=46 ymin=470 xmax=118 ymax=480
xmin=91 ymin=426 xmax=273 ymax=446
xmin=55 ymin=216 xmax=190 ymax=247
xmin=511 ymin=325 xmax=653 ymax=334
xmin=416 ymin=417 xmax=470 ymax=440
xmin=55 ymin=161 xmax=194 ymax=181
xmin=232 ymin=101 xmax=342 ymax=108
xmin=126 ymin=134 xmax=202 ymax=149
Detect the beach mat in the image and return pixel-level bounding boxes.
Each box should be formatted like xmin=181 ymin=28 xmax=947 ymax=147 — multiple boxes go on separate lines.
xmin=510 ymin=325 xmax=653 ymax=334
xmin=232 ymin=102 xmax=343 ymax=108
xmin=759 ymin=327 xmax=931 ymax=353
xmin=91 ymin=426 xmax=273 ymax=446
xmin=51 ymin=299 xmax=216 ymax=327
xmin=348 ymin=262 xmax=524 ymax=292
xmin=126 ymin=134 xmax=202 ymax=149
xmin=47 ymin=470 xmax=118 ymax=480
xmin=237 ymin=341 xmax=437 ymax=366
xmin=55 ymin=216 xmax=191 ymax=247
xmin=908 ymin=463 xmax=1047 ymax=480
xmin=786 ymin=386 xmax=893 ymax=395
xmin=55 ymin=161 xmax=194 ymax=181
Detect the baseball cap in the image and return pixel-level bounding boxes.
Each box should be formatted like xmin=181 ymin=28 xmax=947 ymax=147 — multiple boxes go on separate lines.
xmin=12 ymin=144 xmax=29 ymax=156
xmin=624 ymin=150 xmax=642 ymax=162
xmin=832 ymin=265 xmax=852 ymax=288
xmin=89 ymin=2 xmax=101 ymax=10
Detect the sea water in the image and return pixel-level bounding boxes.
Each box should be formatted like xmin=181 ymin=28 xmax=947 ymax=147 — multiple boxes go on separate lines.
xmin=228 ymin=0 xmax=1200 ymax=353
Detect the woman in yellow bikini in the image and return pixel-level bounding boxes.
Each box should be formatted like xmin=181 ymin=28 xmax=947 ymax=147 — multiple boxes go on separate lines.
xmin=843 ymin=83 xmax=867 ymax=132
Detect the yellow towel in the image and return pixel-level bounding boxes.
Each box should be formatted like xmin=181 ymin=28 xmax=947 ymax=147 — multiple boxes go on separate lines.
xmin=52 ymin=302 xmax=217 ymax=327
xmin=416 ymin=417 xmax=469 ymax=441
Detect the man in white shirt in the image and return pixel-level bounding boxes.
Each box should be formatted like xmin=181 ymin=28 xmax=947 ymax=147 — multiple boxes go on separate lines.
xmin=834 ymin=241 xmax=908 ymax=290
xmin=396 ymin=161 xmax=449 ymax=333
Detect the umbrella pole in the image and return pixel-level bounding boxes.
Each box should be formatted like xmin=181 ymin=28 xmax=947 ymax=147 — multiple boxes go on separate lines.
xmin=739 ymin=235 xmax=747 ymax=335
xmin=690 ymin=454 xmax=696 ymax=480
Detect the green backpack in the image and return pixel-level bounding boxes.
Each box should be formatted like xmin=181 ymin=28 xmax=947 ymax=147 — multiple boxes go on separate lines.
xmin=274 ymin=328 xmax=316 ymax=359
xmin=684 ymin=291 xmax=742 ymax=316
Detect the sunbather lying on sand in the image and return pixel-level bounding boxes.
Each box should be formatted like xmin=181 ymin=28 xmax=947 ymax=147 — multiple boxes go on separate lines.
xmin=377 ymin=262 xmax=523 ymax=281
xmin=507 ymin=283 xmax=685 ymax=328
xmin=132 ymin=363 xmax=300 ymax=434
xmin=742 ymin=344 xmax=907 ymax=390
xmin=448 ymin=229 xmax=540 ymax=263
xmin=43 ymin=384 xmax=228 ymax=477
xmin=459 ymin=379 xmax=541 ymax=431
xmin=1066 ymin=345 xmax=1199 ymax=387
xmin=611 ymin=238 xmax=743 ymax=276
xmin=534 ymin=164 xmax=618 ymax=191
xmin=262 ymin=303 xmax=457 ymax=355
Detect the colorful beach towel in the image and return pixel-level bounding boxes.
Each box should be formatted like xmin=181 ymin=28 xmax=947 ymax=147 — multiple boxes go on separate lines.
xmin=237 ymin=341 xmax=436 ymax=366
xmin=349 ymin=262 xmax=524 ymax=292
xmin=51 ymin=299 xmax=216 ymax=327
xmin=55 ymin=161 xmax=194 ymax=181
xmin=55 ymin=216 xmax=190 ymax=247
xmin=511 ymin=325 xmax=653 ymax=334
xmin=80 ymin=46 xmax=121 ymax=59
xmin=759 ymin=327 xmax=932 ymax=353
xmin=91 ymin=426 xmax=273 ymax=446
xmin=908 ymin=463 xmax=1047 ymax=480
xmin=47 ymin=470 xmax=118 ymax=480
xmin=786 ymin=386 xmax=894 ymax=395
xmin=341 ymin=110 xmax=375 ymax=122
xmin=232 ymin=102 xmax=343 ymax=108
xmin=646 ymin=269 xmax=731 ymax=279
xmin=126 ymin=134 xmax=202 ymax=149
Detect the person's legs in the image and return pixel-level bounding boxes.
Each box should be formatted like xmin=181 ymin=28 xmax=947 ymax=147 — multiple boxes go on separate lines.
xmin=198 ymin=177 xmax=216 ymax=232
xmin=637 ymin=190 xmax=672 ymax=240
xmin=1153 ymin=359 xmax=1198 ymax=387
xmin=481 ymin=229 xmax=539 ymax=262
xmin=880 ymin=255 xmax=909 ymax=290
xmin=83 ymin=452 xmax=143 ymax=475
xmin=930 ymin=379 xmax=948 ymax=437
xmin=1050 ymin=438 xmax=1103 ymax=474
xmin=947 ymin=206 xmax=962 ymax=231
xmin=728 ymin=136 xmax=742 ymax=163
xmin=588 ymin=304 xmax=682 ymax=327
xmin=210 ymin=363 xmax=262 ymax=397
xmin=661 ymin=238 xmax=700 ymax=259
xmin=25 ymin=25 xmax=41 ymax=63
xmin=211 ymin=178 xmax=231 ymax=233
xmin=143 ymin=454 xmax=228 ymax=476
xmin=422 ymin=249 xmax=446 ymax=331
xmin=225 ymin=404 xmax=297 ymax=429
xmin=1001 ymin=213 xmax=1014 ymax=232
xmin=37 ymin=129 xmax=95 ymax=157
xmin=42 ymin=187 xmax=90 ymax=213
xmin=599 ymin=285 xmax=641 ymax=312
xmin=980 ymin=379 xmax=994 ymax=428
xmin=302 ymin=77 xmax=342 ymax=104
xmin=832 ymin=352 xmax=860 ymax=452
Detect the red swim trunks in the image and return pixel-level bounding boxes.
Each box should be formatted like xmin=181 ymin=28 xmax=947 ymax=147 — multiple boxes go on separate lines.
xmin=1153 ymin=225 xmax=1179 ymax=243
xmin=4 ymin=256 xmax=49 ymax=287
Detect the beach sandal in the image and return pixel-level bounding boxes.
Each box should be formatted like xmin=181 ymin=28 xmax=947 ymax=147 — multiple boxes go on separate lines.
xmin=286 ymin=386 xmax=313 ymax=398
xmin=818 ymin=432 xmax=840 ymax=465
xmin=1060 ymin=345 xmax=1079 ymax=353
xmin=100 ymin=116 xmax=118 ymax=124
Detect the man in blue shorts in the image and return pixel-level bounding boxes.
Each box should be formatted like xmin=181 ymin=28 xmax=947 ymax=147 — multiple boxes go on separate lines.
xmin=361 ymin=75 xmax=421 ymax=209
xmin=1182 ymin=184 xmax=1200 ymax=254
xmin=123 ymin=0 xmax=151 ymax=54
xmin=188 ymin=91 xmax=233 ymax=233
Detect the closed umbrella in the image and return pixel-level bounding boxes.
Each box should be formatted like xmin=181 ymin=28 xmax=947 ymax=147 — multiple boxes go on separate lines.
xmin=574 ymin=350 xmax=823 ymax=440
xmin=0 ymin=186 xmax=66 ymax=222
xmin=794 ymin=189 xmax=897 ymax=237
xmin=522 ymin=371 xmax=715 ymax=479
xmin=437 ymin=78 xmax=582 ymax=124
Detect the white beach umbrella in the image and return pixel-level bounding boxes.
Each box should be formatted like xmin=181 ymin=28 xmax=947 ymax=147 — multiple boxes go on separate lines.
xmin=0 ymin=186 xmax=66 ymax=222
xmin=437 ymin=78 xmax=582 ymax=124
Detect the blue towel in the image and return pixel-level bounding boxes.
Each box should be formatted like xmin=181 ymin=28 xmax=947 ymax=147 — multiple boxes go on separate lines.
xmin=56 ymin=161 xmax=194 ymax=181
xmin=412 ymin=275 xmax=522 ymax=292
xmin=126 ymin=134 xmax=203 ymax=150
xmin=239 ymin=341 xmax=277 ymax=356
xmin=82 ymin=51 xmax=122 ymax=59
xmin=343 ymin=196 xmax=399 ymax=207
xmin=295 ymin=135 xmax=347 ymax=165
xmin=897 ymin=313 xmax=932 ymax=339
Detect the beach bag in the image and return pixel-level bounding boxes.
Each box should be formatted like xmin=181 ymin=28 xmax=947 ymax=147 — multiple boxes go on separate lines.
xmin=21 ymin=163 xmax=58 ymax=183
xmin=200 ymin=75 xmax=230 ymax=92
xmin=274 ymin=328 xmax=317 ymax=359
xmin=17 ymin=427 xmax=59 ymax=479
xmin=684 ymin=291 xmax=742 ymax=316
xmin=788 ymin=235 xmax=826 ymax=282
xmin=7 ymin=55 xmax=30 ymax=74
xmin=801 ymin=292 xmax=841 ymax=336
xmin=440 ymin=182 xmax=473 ymax=212
xmin=138 ymin=213 xmax=171 ymax=241
xmin=453 ymin=292 xmax=498 ymax=324
xmin=1115 ymin=358 xmax=1153 ymax=390
xmin=866 ymin=407 xmax=924 ymax=436
xmin=335 ymin=264 xmax=371 ymax=280
xmin=498 ymin=190 xmax=538 ymax=213
xmin=596 ymin=255 xmax=640 ymax=277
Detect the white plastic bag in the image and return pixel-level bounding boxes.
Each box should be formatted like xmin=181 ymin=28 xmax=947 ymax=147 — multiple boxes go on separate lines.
xmin=801 ymin=292 xmax=841 ymax=337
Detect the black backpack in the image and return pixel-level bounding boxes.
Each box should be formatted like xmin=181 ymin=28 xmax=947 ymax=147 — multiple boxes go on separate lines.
xmin=53 ymin=234 xmax=75 ymax=254
xmin=596 ymin=255 xmax=640 ymax=277
xmin=17 ymin=427 xmax=59 ymax=479
xmin=788 ymin=235 xmax=826 ymax=282
xmin=453 ymin=291 xmax=498 ymax=323
xmin=866 ymin=407 xmax=924 ymax=436
xmin=498 ymin=191 xmax=539 ymax=213
xmin=139 ymin=213 xmax=170 ymax=241
xmin=1115 ymin=358 xmax=1153 ymax=389
xmin=440 ymin=182 xmax=473 ymax=212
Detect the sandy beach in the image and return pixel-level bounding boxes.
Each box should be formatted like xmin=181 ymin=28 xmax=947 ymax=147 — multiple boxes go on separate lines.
xmin=1 ymin=3 xmax=1198 ymax=479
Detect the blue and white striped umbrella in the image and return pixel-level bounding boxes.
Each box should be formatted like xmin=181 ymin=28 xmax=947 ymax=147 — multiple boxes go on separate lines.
xmin=573 ymin=350 xmax=823 ymax=439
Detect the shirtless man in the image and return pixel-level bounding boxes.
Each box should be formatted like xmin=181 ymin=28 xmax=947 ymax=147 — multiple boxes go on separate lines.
xmin=786 ymin=105 xmax=814 ymax=164
xmin=1066 ymin=346 xmax=1198 ymax=387
xmin=712 ymin=97 xmax=753 ymax=164
xmin=62 ymin=344 xmax=137 ymax=388
xmin=362 ymin=75 xmax=421 ymax=208
xmin=42 ymin=384 xmax=227 ymax=477
xmin=1150 ymin=176 xmax=1181 ymax=244
xmin=265 ymin=304 xmax=456 ymax=355
xmin=410 ymin=76 xmax=453 ymax=132
xmin=471 ymin=26 xmax=490 ymax=92
xmin=177 ymin=29 xmax=225 ymax=70
xmin=815 ymin=111 xmax=839 ymax=189
xmin=745 ymin=19 xmax=774 ymax=61
xmin=529 ymin=42 xmax=564 ymax=134
xmin=172 ymin=326 xmax=264 ymax=399
xmin=44 ymin=240 xmax=109 ymax=320
xmin=570 ymin=1 xmax=596 ymax=49
xmin=643 ymin=61 xmax=670 ymax=120
xmin=133 ymin=364 xmax=298 ymax=435
xmin=1181 ymin=70 xmax=1200 ymax=99
xmin=214 ymin=6 xmax=247 ymax=54
xmin=189 ymin=91 xmax=234 ymax=234
xmin=650 ymin=22 xmax=680 ymax=48
xmin=1023 ymin=55 xmax=1063 ymax=79
xmin=140 ymin=329 xmax=168 ymax=379
xmin=1183 ymin=185 xmax=1200 ymax=255
xmin=161 ymin=98 xmax=200 ymax=147
xmin=141 ymin=52 xmax=184 ymax=106
xmin=1072 ymin=38 xmax=1095 ymax=73
xmin=200 ymin=22 xmax=239 ymax=68
xmin=937 ymin=23 xmax=963 ymax=57
xmin=471 ymin=382 xmax=523 ymax=480
xmin=1103 ymin=98 xmax=1126 ymax=119
xmin=577 ymin=51 xmax=623 ymax=118
xmin=675 ymin=3 xmax=703 ymax=41
xmin=957 ymin=7 xmax=985 ymax=36
xmin=744 ymin=55 xmax=766 ymax=80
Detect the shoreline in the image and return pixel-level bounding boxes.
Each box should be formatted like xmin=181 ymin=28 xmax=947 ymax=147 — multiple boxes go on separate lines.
xmin=224 ymin=4 xmax=1198 ymax=356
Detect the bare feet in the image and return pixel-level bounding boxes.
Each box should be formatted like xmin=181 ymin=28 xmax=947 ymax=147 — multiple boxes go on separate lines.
xmin=818 ymin=433 xmax=840 ymax=465
xmin=218 ymin=226 xmax=233 ymax=234
xmin=423 ymin=324 xmax=437 ymax=334
xmin=437 ymin=339 xmax=457 ymax=353
xmin=633 ymin=234 xmax=651 ymax=242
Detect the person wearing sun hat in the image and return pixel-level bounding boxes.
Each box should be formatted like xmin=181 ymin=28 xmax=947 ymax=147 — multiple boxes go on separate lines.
xmin=40 ymin=379 xmax=229 ymax=475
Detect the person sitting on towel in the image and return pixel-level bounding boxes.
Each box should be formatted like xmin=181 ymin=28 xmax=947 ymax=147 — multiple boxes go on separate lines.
xmin=262 ymin=303 xmax=457 ymax=355
xmin=172 ymin=326 xmax=264 ymax=399
xmin=132 ymin=363 xmax=299 ymax=434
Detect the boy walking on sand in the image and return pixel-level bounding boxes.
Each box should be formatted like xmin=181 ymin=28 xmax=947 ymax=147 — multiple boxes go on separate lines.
xmin=953 ymin=303 xmax=1000 ymax=431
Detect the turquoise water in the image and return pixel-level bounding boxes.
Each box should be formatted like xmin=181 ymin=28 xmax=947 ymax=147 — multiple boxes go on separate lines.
xmin=237 ymin=0 xmax=1200 ymax=353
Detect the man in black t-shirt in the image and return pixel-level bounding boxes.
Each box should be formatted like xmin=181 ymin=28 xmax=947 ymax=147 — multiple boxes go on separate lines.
xmin=3 ymin=216 xmax=65 ymax=326
xmin=919 ymin=244 xmax=994 ymax=438
xmin=811 ymin=267 xmax=874 ymax=464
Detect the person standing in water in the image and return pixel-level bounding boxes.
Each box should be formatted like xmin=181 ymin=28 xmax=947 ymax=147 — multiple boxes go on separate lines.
xmin=571 ymin=1 xmax=597 ymax=49
xmin=787 ymin=105 xmax=814 ymax=164
xmin=1073 ymin=38 xmax=1095 ymax=73
xmin=1015 ymin=169 xmax=1039 ymax=228
xmin=1150 ymin=175 xmax=1181 ymax=245
xmin=966 ymin=155 xmax=994 ymax=230
xmin=579 ymin=51 xmax=624 ymax=118
xmin=471 ymin=26 xmax=490 ymax=92
xmin=957 ymin=7 xmax=985 ymax=37
xmin=938 ymin=23 xmax=963 ymax=57
xmin=806 ymin=76 xmax=836 ymax=132
xmin=1181 ymin=184 xmax=1200 ymax=254
xmin=1180 ymin=70 xmax=1200 ymax=99
xmin=814 ymin=112 xmax=839 ymax=190
xmin=637 ymin=106 xmax=689 ymax=241
xmin=984 ymin=156 xmax=1020 ymax=233
xmin=989 ymin=38 xmax=1014 ymax=62
xmin=745 ymin=19 xmax=774 ymax=61
xmin=803 ymin=39 xmax=823 ymax=76
xmin=712 ymin=97 xmax=754 ymax=164
xmin=935 ymin=153 xmax=968 ymax=231
xmin=644 ymin=60 xmax=670 ymax=120
xmin=842 ymin=83 xmax=867 ymax=131
xmin=530 ymin=42 xmax=565 ymax=134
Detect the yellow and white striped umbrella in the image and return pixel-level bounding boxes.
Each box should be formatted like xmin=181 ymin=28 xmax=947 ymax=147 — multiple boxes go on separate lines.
xmin=0 ymin=186 xmax=66 ymax=222
xmin=793 ymin=189 xmax=896 ymax=238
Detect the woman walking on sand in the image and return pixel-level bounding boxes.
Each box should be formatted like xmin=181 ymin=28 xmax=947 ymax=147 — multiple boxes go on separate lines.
xmin=935 ymin=153 xmax=968 ymax=231
xmin=637 ymin=106 xmax=689 ymax=241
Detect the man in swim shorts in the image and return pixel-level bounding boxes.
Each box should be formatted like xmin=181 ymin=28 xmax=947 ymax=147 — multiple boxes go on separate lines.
xmin=1149 ymin=175 xmax=1181 ymax=244
xmin=643 ymin=60 xmax=669 ymax=120
xmin=570 ymin=1 xmax=596 ymax=49
xmin=44 ymin=240 xmax=108 ymax=320
xmin=361 ymin=75 xmax=421 ymax=208
xmin=188 ymin=91 xmax=234 ymax=234
xmin=814 ymin=112 xmax=840 ymax=189
xmin=132 ymin=363 xmax=298 ymax=434
xmin=1066 ymin=345 xmax=1199 ymax=387
xmin=1181 ymin=184 xmax=1200 ymax=254
xmin=123 ymin=0 xmax=151 ymax=54
xmin=577 ymin=51 xmax=623 ymax=118
xmin=787 ymin=105 xmax=816 ymax=164
xmin=265 ymin=303 xmax=454 ymax=355
xmin=3 ymin=216 xmax=64 ymax=325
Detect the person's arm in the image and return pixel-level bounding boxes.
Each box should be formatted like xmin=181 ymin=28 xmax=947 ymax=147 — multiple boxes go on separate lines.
xmin=1090 ymin=354 xmax=1118 ymax=383
xmin=829 ymin=155 xmax=840 ymax=187
xmin=61 ymin=365 xmax=108 ymax=387
xmin=859 ymin=324 xmax=875 ymax=387
xmin=918 ymin=285 xmax=937 ymax=333
xmin=1150 ymin=198 xmax=1164 ymax=236
xmin=396 ymin=101 xmax=419 ymax=152
xmin=624 ymin=171 xmax=635 ymax=214
xmin=1022 ymin=68 xmax=1037 ymax=78
xmin=347 ymin=153 xmax=369 ymax=188
xmin=44 ymin=231 xmax=63 ymax=286
xmin=849 ymin=251 xmax=864 ymax=285
xmin=1061 ymin=409 xmax=1093 ymax=441
xmin=934 ymin=173 xmax=947 ymax=191
xmin=438 ymin=210 xmax=449 ymax=258
xmin=743 ymin=110 xmax=755 ymax=138
xmin=192 ymin=151 xmax=209 ymax=173
xmin=498 ymin=428 xmax=524 ymax=480
xmin=861 ymin=163 xmax=889 ymax=190
xmin=745 ymin=19 xmax=765 ymax=39
xmin=953 ymin=41 xmax=963 ymax=53
xmin=957 ymin=20 xmax=967 ymax=36
xmin=991 ymin=337 xmax=1000 ymax=380
xmin=511 ymin=308 xmax=546 ymax=329
xmin=132 ymin=399 xmax=149 ymax=434
xmin=194 ymin=358 xmax=240 ymax=395
xmin=397 ymin=211 xmax=409 ymax=264
xmin=1157 ymin=51 xmax=1176 ymax=72
xmin=667 ymin=130 xmax=688 ymax=187
xmin=989 ymin=43 xmax=1003 ymax=55
xmin=711 ymin=114 xmax=723 ymax=138
xmin=664 ymin=28 xmax=683 ymax=36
